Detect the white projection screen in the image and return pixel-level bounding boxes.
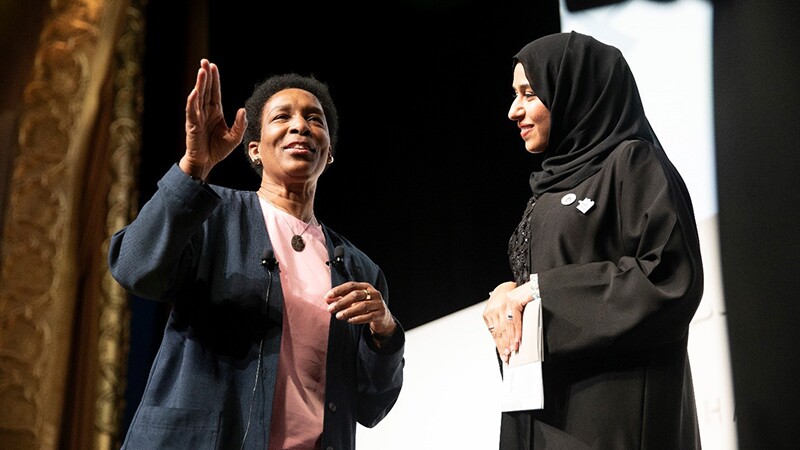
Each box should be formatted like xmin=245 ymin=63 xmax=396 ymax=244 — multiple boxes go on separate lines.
xmin=358 ymin=1 xmax=737 ymax=448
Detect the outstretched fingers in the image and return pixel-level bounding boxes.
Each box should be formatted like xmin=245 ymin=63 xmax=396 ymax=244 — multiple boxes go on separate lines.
xmin=202 ymin=59 xmax=214 ymax=106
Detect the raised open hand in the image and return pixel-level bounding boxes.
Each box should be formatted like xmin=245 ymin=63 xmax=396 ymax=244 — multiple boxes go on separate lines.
xmin=181 ymin=59 xmax=248 ymax=180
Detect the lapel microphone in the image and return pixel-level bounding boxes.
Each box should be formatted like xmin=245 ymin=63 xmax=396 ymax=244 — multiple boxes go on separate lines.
xmin=260 ymin=248 xmax=279 ymax=271
xmin=326 ymin=245 xmax=345 ymax=268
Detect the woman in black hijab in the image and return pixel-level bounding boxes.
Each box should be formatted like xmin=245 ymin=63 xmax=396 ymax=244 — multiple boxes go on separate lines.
xmin=482 ymin=31 xmax=704 ymax=449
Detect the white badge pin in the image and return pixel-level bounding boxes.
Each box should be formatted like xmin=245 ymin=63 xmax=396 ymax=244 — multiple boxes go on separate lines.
xmin=577 ymin=198 xmax=595 ymax=214
xmin=561 ymin=193 xmax=577 ymax=205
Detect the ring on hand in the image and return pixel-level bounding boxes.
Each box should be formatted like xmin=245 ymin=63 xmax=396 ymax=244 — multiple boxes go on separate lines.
xmin=364 ymin=289 xmax=372 ymax=300
xmin=506 ymin=313 xmax=514 ymax=320
xmin=488 ymin=326 xmax=495 ymax=331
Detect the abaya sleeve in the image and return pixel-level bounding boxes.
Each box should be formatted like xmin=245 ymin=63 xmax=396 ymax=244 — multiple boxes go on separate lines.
xmin=530 ymin=141 xmax=704 ymax=360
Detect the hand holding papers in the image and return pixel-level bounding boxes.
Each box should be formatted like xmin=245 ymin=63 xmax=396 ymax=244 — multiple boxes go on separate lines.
xmin=500 ymin=296 xmax=543 ymax=412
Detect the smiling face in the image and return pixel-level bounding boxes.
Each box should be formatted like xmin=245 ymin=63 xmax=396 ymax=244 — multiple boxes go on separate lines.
xmin=508 ymin=62 xmax=551 ymax=154
xmin=248 ymin=88 xmax=332 ymax=185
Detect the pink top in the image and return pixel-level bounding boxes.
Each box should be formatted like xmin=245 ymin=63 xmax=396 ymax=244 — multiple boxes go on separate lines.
xmin=260 ymin=197 xmax=331 ymax=450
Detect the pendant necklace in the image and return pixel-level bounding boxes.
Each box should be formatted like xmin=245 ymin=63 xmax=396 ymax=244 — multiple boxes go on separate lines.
xmin=282 ymin=214 xmax=316 ymax=252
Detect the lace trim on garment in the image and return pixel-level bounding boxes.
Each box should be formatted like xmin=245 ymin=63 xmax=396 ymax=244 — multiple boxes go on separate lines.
xmin=508 ymin=196 xmax=535 ymax=285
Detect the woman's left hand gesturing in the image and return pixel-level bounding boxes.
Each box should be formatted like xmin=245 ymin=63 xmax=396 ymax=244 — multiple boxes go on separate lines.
xmin=326 ymin=281 xmax=397 ymax=339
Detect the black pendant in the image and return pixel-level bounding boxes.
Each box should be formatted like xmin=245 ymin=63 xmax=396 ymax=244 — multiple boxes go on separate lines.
xmin=291 ymin=234 xmax=306 ymax=252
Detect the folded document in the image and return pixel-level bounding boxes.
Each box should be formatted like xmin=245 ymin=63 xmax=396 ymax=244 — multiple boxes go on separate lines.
xmin=500 ymin=297 xmax=543 ymax=411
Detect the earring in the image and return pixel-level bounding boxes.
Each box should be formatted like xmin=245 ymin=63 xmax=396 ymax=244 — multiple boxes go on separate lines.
xmin=253 ymin=158 xmax=262 ymax=166
xmin=327 ymin=155 xmax=334 ymax=164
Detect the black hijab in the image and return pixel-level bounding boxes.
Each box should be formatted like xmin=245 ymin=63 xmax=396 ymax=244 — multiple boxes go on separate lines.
xmin=514 ymin=31 xmax=662 ymax=198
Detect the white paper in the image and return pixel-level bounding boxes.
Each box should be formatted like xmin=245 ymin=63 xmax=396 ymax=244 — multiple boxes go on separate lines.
xmin=500 ymin=297 xmax=544 ymax=411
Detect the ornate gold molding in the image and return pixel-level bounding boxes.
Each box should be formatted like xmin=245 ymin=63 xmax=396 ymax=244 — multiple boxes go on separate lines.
xmin=94 ymin=2 xmax=145 ymax=448
xmin=0 ymin=1 xmax=132 ymax=448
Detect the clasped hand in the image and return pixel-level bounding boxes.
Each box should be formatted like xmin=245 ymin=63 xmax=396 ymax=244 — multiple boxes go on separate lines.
xmin=483 ymin=280 xmax=535 ymax=364
xmin=325 ymin=281 xmax=397 ymax=340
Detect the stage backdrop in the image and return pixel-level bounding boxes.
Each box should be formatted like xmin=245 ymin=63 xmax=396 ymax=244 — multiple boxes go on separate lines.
xmin=357 ymin=1 xmax=738 ymax=449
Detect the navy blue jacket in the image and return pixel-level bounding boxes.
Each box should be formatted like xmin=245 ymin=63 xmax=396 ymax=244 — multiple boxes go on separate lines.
xmin=109 ymin=164 xmax=405 ymax=450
